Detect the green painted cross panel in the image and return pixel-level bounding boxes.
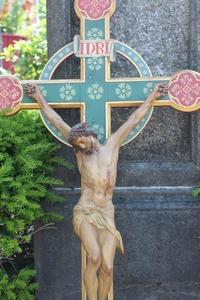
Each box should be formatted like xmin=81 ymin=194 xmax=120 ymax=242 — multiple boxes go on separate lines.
xmin=36 ymin=15 xmax=170 ymax=145
xmin=21 ymin=76 xmax=168 ymax=145
xmin=26 ymin=40 xmax=169 ymax=145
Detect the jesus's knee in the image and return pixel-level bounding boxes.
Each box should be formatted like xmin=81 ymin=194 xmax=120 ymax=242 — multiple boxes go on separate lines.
xmin=88 ymin=249 xmax=101 ymax=265
xmin=101 ymin=263 xmax=113 ymax=275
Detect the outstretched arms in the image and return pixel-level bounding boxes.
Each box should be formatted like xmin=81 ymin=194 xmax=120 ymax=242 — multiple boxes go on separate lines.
xmin=25 ymin=84 xmax=71 ymax=139
xmin=106 ymin=83 xmax=169 ymax=148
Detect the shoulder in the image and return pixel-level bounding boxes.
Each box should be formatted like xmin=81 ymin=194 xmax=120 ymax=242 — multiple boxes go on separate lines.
xmin=103 ymin=138 xmax=120 ymax=157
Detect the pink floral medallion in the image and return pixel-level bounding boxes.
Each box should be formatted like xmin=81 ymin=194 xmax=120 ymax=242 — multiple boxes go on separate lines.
xmin=169 ymin=71 xmax=200 ymax=108
xmin=0 ymin=76 xmax=23 ymax=111
xmin=76 ymin=0 xmax=113 ymax=20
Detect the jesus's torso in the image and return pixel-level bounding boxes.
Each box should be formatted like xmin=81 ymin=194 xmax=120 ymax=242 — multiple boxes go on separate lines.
xmin=75 ymin=145 xmax=119 ymax=212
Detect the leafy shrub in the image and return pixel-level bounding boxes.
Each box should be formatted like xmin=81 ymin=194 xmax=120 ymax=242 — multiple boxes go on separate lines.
xmin=0 ymin=111 xmax=73 ymax=298
xmin=0 ymin=268 xmax=38 ymax=300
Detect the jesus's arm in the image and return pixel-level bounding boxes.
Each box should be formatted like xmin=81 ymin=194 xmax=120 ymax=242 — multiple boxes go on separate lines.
xmin=106 ymin=83 xmax=168 ymax=149
xmin=25 ymin=84 xmax=71 ymax=139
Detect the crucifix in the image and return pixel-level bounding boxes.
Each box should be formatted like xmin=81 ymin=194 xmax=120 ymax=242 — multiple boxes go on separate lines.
xmin=0 ymin=1 xmax=200 ymax=299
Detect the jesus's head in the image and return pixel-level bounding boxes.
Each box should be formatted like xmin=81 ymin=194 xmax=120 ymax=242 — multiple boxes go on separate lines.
xmin=68 ymin=123 xmax=99 ymax=155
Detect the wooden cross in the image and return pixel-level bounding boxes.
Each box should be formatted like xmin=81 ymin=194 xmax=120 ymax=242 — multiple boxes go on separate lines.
xmin=0 ymin=1 xmax=200 ymax=299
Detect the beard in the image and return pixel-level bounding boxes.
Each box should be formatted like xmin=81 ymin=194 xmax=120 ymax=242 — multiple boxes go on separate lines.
xmin=80 ymin=148 xmax=95 ymax=155
xmin=74 ymin=142 xmax=98 ymax=155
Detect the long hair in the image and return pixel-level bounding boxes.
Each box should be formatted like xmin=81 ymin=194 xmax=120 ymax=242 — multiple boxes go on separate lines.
xmin=68 ymin=123 xmax=97 ymax=151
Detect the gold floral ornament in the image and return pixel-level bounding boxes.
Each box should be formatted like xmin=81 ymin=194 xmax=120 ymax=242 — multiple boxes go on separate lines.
xmin=75 ymin=0 xmax=115 ymax=20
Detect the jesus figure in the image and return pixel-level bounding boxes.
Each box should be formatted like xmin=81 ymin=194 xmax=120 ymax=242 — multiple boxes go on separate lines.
xmin=25 ymin=82 xmax=168 ymax=300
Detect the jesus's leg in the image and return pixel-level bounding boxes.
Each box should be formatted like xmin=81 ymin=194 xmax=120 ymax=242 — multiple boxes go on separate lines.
xmin=79 ymin=219 xmax=101 ymax=300
xmin=98 ymin=231 xmax=116 ymax=300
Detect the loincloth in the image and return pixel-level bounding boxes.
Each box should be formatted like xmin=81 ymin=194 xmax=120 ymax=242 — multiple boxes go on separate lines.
xmin=73 ymin=204 xmax=124 ymax=255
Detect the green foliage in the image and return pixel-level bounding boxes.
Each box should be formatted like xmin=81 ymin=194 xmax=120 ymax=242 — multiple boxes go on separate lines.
xmin=3 ymin=36 xmax=47 ymax=79
xmin=1 ymin=0 xmax=47 ymax=79
xmin=0 ymin=2 xmax=26 ymax=34
xmin=0 ymin=111 xmax=73 ymax=298
xmin=0 ymin=268 xmax=38 ymax=299
xmin=192 ymin=187 xmax=200 ymax=198
xmin=0 ymin=111 xmax=71 ymax=260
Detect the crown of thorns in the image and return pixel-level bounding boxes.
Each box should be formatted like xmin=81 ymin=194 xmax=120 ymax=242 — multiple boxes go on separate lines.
xmin=68 ymin=123 xmax=97 ymax=146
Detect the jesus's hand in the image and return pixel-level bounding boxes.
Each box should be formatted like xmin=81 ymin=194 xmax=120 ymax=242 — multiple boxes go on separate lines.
xmin=150 ymin=83 xmax=169 ymax=102
xmin=25 ymin=83 xmax=43 ymax=103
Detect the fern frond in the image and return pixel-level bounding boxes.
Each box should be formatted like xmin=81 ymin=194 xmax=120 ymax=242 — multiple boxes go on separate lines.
xmin=45 ymin=191 xmax=65 ymax=203
xmin=49 ymin=157 xmax=74 ymax=169
xmin=36 ymin=176 xmax=64 ymax=186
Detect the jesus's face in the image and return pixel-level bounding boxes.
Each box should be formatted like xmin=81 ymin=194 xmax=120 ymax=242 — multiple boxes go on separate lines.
xmin=74 ymin=135 xmax=99 ymax=155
